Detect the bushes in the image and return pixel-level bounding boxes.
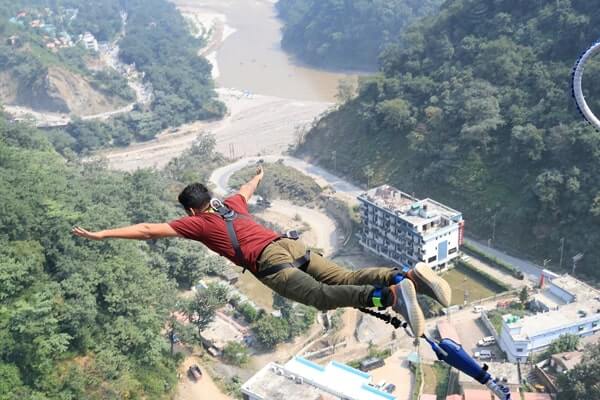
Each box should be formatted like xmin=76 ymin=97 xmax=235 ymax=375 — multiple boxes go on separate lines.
xmin=462 ymin=243 xmax=525 ymax=280
xmin=229 ymin=161 xmax=322 ymax=205
xmin=455 ymin=260 xmax=512 ymax=292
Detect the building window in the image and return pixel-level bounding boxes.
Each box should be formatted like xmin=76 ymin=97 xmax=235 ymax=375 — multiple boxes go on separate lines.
xmin=428 ymin=256 xmax=437 ymax=263
xmin=517 ymin=348 xmax=523 ymax=352
xmin=578 ymin=325 xmax=585 ymax=332
xmin=449 ymin=247 xmax=457 ymax=254
xmin=593 ymin=322 xmax=598 ymax=328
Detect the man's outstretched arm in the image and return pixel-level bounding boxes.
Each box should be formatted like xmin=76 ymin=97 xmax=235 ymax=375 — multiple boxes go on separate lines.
xmin=238 ymin=165 xmax=264 ymax=201
xmin=72 ymin=223 xmax=179 ymax=241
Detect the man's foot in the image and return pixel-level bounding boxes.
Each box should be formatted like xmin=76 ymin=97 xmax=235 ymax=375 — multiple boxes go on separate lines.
xmin=390 ymin=279 xmax=425 ymax=337
xmin=406 ymin=262 xmax=452 ymax=308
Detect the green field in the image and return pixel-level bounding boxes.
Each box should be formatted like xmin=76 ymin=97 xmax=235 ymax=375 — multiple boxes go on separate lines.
xmin=442 ymin=265 xmax=506 ymax=305
xmin=422 ymin=362 xmax=450 ymax=399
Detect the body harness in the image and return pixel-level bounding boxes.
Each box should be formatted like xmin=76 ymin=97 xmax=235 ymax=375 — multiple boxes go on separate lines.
xmin=209 ymin=198 xmax=311 ymax=278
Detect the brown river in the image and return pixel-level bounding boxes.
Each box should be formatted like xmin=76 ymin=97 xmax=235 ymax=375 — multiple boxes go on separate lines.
xmin=173 ymin=0 xmax=360 ymax=102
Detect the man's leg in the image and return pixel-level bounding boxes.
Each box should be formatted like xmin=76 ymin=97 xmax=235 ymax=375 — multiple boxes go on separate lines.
xmin=256 ymin=240 xmax=376 ymax=310
xmin=279 ymin=239 xmax=451 ymax=308
xmin=277 ymin=238 xmax=397 ymax=287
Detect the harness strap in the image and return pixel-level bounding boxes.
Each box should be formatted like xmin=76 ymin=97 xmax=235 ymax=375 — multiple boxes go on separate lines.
xmin=210 ymin=198 xmax=251 ymax=272
xmin=209 ymin=198 xmax=309 ymax=276
xmin=253 ymin=250 xmax=311 ymax=279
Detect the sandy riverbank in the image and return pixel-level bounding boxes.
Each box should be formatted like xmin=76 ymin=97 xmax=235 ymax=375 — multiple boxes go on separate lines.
xmin=99 ymin=88 xmax=332 ymax=171
xmin=176 ymin=3 xmax=237 ymax=79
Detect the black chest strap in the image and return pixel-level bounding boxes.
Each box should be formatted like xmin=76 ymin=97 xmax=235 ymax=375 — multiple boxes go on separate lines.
xmin=209 ymin=198 xmax=310 ymax=277
xmin=210 ymin=198 xmax=250 ymax=272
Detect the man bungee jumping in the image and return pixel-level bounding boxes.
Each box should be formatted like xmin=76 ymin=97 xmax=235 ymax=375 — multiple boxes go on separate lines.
xmin=72 ymin=166 xmax=452 ymax=337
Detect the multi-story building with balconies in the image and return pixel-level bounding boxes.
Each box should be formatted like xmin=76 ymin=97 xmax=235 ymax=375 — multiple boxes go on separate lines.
xmin=357 ymin=185 xmax=464 ymax=270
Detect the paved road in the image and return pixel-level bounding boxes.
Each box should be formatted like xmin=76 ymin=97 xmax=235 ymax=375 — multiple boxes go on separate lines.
xmin=209 ymin=155 xmax=362 ymax=204
xmin=464 ymin=238 xmax=543 ymax=282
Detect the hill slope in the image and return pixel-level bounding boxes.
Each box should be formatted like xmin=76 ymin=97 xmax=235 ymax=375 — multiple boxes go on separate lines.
xmin=276 ymin=0 xmax=443 ymax=70
xmin=296 ymin=0 xmax=600 ymax=280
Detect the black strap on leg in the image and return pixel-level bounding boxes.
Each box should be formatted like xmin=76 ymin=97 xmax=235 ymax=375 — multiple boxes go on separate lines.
xmin=253 ymin=250 xmax=311 ymax=279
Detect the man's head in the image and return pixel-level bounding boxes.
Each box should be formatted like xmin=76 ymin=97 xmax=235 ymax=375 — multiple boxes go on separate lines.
xmin=178 ymin=183 xmax=211 ymax=215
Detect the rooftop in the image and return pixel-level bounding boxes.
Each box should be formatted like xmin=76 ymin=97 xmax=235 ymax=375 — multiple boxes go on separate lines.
xmin=533 ymin=290 xmax=566 ymax=309
xmin=551 ymin=351 xmax=584 ymax=371
xmin=504 ymin=275 xmax=600 ymax=340
xmin=551 ymin=275 xmax=599 ymax=303
xmin=242 ymin=358 xmax=395 ymax=400
xmin=359 ymin=185 xmax=461 ymax=232
xmin=200 ymin=312 xmax=245 ymax=350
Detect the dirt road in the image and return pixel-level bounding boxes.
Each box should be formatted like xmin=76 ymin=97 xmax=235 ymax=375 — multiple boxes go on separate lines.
xmin=176 ymin=356 xmax=233 ymax=400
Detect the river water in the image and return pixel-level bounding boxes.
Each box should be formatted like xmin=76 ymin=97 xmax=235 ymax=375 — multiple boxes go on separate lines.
xmin=173 ymin=0 xmax=357 ymax=102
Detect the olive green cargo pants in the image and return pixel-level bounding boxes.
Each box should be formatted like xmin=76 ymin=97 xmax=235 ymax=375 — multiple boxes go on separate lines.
xmin=256 ymin=238 xmax=396 ymax=310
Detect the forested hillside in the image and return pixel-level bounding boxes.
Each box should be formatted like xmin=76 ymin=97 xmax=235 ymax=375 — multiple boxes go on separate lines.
xmin=1 ymin=0 xmax=224 ymax=154
xmin=0 ymin=0 xmax=134 ymax=113
xmin=296 ymin=0 xmax=600 ymax=280
xmin=276 ymin=0 xmax=443 ymax=70
xmin=0 ymin=114 xmax=228 ymax=398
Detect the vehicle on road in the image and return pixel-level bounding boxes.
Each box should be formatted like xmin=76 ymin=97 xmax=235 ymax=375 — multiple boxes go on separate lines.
xmin=477 ymin=336 xmax=496 ymax=346
xmin=383 ymin=383 xmax=396 ymax=393
xmin=359 ymin=357 xmax=385 ymax=372
xmin=188 ymin=364 xmax=202 ymax=381
xmin=474 ymin=350 xmax=493 ymax=360
xmin=473 ymin=305 xmax=484 ymax=313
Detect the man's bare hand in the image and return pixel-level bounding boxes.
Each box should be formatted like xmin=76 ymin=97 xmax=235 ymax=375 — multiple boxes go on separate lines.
xmin=72 ymin=226 xmax=104 ymax=240
xmin=256 ymin=165 xmax=264 ymax=179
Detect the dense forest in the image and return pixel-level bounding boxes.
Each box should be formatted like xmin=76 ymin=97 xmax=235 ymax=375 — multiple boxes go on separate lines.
xmin=0 ymin=113 xmax=233 ymax=398
xmin=276 ymin=0 xmax=443 ymax=70
xmin=297 ymin=0 xmax=600 ymax=281
xmin=0 ymin=0 xmax=134 ymax=113
xmin=119 ymin=0 xmax=225 ymax=128
xmin=1 ymin=0 xmax=224 ymax=154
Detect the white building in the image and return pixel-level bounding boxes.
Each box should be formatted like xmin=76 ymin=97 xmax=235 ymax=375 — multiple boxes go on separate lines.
xmin=357 ymin=185 xmax=464 ymax=269
xmin=81 ymin=32 xmax=98 ymax=51
xmin=498 ymin=274 xmax=600 ymax=362
xmin=241 ymin=357 xmax=396 ymax=400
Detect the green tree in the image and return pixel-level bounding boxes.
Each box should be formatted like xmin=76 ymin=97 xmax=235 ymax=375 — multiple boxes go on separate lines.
xmin=519 ymin=287 xmax=529 ymax=307
xmin=557 ymin=342 xmax=600 ymax=400
xmin=222 ymin=341 xmax=250 ymax=366
xmin=183 ymin=284 xmax=228 ymax=338
xmin=547 ymin=334 xmax=580 ymax=356
xmin=238 ymin=302 xmax=259 ymax=323
xmin=253 ymin=315 xmax=290 ymax=349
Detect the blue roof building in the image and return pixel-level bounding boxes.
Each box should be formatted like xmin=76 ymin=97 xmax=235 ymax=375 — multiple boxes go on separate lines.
xmin=242 ymin=356 xmax=396 ymax=400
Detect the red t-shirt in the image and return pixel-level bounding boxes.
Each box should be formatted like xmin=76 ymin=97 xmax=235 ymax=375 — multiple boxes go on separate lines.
xmin=168 ymin=194 xmax=279 ymax=271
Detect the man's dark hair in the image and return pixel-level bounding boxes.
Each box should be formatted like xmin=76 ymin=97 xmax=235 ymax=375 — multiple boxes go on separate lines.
xmin=178 ymin=183 xmax=211 ymax=212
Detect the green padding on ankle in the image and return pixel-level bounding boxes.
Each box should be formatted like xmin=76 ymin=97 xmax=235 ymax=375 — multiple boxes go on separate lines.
xmin=372 ymin=296 xmax=383 ymax=308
